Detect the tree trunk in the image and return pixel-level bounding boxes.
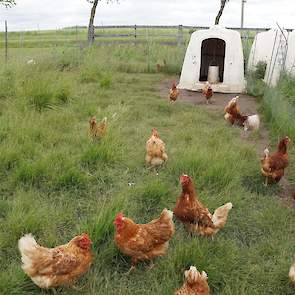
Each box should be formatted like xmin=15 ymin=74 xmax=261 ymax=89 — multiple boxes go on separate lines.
xmin=215 ymin=0 xmax=226 ymax=25
xmin=88 ymin=0 xmax=99 ymax=45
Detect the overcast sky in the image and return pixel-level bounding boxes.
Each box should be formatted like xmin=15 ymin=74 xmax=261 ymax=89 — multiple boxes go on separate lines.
xmin=0 ymin=0 xmax=294 ymax=31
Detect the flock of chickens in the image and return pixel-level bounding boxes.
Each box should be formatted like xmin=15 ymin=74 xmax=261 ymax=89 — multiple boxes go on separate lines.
xmin=17 ymin=81 xmax=292 ymax=294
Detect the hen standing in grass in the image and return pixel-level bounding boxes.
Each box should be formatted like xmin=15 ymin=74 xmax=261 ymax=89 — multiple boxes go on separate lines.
xmin=261 ymin=136 xmax=291 ymax=186
xmin=156 ymin=59 xmax=166 ymax=73
xmin=89 ymin=116 xmax=107 ymax=140
xmin=174 ymin=266 xmax=210 ymax=295
xmin=145 ymin=128 xmax=168 ymax=167
xmin=114 ymin=208 xmax=175 ymax=273
xmin=18 ymin=233 xmax=93 ymax=289
xmin=173 ymin=175 xmax=233 ymax=236
xmin=169 ymin=82 xmax=179 ymax=103
xmin=202 ymin=82 xmax=213 ymax=104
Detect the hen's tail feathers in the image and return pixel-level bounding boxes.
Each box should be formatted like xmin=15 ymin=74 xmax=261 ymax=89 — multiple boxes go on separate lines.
xmin=161 ymin=208 xmax=174 ymax=220
xmin=184 ymin=203 xmax=232 ymax=236
xmin=289 ymin=264 xmax=295 ymax=283
xmin=18 ymin=234 xmax=38 ymax=267
xmin=212 ymin=202 xmax=233 ymax=230
xmin=150 ymin=157 xmax=165 ymax=166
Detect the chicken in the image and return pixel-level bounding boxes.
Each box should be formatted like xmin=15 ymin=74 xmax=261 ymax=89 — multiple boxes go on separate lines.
xmin=224 ymin=96 xmax=246 ymax=126
xmin=224 ymin=96 xmax=239 ymax=113
xmin=243 ymin=114 xmax=260 ymax=131
xmin=156 ymin=59 xmax=167 ymax=72
xmin=114 ymin=208 xmax=175 ymax=272
xmin=289 ymin=263 xmax=295 ymax=283
xmin=18 ymin=233 xmax=93 ymax=289
xmin=173 ymin=175 xmax=233 ymax=236
xmin=89 ymin=116 xmax=107 ymax=140
xmin=261 ymin=136 xmax=291 ymax=186
xmin=202 ymin=82 xmax=213 ymax=104
xmin=174 ymin=266 xmax=210 ymax=295
xmin=169 ymin=82 xmax=179 ymax=102
xmin=145 ymin=128 xmax=168 ymax=167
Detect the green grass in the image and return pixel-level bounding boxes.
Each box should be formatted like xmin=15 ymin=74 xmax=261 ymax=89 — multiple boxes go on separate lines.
xmin=0 ymin=42 xmax=295 ymax=295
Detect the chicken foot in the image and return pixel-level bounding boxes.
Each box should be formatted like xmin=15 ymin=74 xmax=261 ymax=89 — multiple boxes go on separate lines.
xmin=124 ymin=258 xmax=137 ymax=275
xmin=145 ymin=261 xmax=155 ymax=271
xmin=264 ymin=177 xmax=268 ymax=187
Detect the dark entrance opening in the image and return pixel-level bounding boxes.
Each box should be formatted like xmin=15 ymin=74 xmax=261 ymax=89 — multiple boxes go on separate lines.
xmin=199 ymin=38 xmax=226 ymax=82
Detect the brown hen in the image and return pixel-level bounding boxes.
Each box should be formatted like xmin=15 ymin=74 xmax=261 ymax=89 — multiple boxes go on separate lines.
xmin=174 ymin=266 xmax=210 ymax=295
xmin=173 ymin=175 xmax=233 ymax=236
xmin=89 ymin=116 xmax=107 ymax=139
xmin=169 ymin=82 xmax=179 ymax=102
xmin=18 ymin=233 xmax=93 ymax=289
xmin=261 ymin=136 xmax=291 ymax=186
xmin=145 ymin=128 xmax=168 ymax=166
xmin=202 ymin=82 xmax=213 ymax=104
xmin=114 ymin=208 xmax=174 ymax=272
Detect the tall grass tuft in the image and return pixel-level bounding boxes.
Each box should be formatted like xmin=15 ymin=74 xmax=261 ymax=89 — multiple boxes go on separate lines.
xmin=81 ymin=140 xmax=119 ymax=168
xmin=0 ymin=69 xmax=16 ymax=100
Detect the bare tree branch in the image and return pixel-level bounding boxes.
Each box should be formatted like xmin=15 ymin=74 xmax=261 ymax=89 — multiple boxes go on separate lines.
xmin=0 ymin=0 xmax=16 ymax=8
xmin=87 ymin=0 xmax=118 ymax=45
xmin=215 ymin=0 xmax=229 ymax=25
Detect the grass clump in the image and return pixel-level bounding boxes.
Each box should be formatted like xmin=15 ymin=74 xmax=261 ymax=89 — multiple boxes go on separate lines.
xmin=100 ymin=76 xmax=112 ymax=89
xmin=0 ymin=69 xmax=16 ymax=100
xmin=23 ymin=75 xmax=71 ymax=111
xmin=13 ymin=161 xmax=49 ymax=188
xmin=81 ymin=143 xmax=117 ymax=168
xmin=54 ymin=167 xmax=87 ymax=190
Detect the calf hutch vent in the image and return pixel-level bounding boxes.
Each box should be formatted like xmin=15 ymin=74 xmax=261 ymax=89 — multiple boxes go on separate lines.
xmin=178 ymin=26 xmax=245 ymax=93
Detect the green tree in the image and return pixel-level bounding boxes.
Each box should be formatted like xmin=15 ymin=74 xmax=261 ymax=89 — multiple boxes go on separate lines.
xmin=0 ymin=0 xmax=16 ymax=7
xmin=87 ymin=0 xmax=118 ymax=45
xmin=215 ymin=0 xmax=229 ymax=25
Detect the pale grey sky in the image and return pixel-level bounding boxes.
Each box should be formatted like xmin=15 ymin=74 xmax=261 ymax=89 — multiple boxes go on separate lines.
xmin=0 ymin=0 xmax=294 ymax=31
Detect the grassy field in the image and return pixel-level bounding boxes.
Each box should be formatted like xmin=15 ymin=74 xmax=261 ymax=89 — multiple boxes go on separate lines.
xmin=0 ymin=27 xmax=191 ymax=48
xmin=1 ymin=41 xmax=295 ymax=295
xmin=0 ymin=26 xmax=253 ymax=60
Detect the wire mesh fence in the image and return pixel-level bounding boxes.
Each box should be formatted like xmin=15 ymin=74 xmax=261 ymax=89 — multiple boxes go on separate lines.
xmin=1 ymin=24 xmax=292 ymax=65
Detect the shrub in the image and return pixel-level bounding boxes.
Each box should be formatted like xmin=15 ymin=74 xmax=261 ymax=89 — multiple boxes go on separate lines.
xmin=246 ymin=73 xmax=266 ymax=98
xmin=253 ymin=61 xmax=267 ymax=79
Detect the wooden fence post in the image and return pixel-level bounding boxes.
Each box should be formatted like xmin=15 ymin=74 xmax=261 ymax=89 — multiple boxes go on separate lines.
xmin=177 ymin=24 xmax=183 ymax=46
xmin=134 ymin=24 xmax=137 ymax=39
xmin=19 ymin=31 xmax=24 ymax=48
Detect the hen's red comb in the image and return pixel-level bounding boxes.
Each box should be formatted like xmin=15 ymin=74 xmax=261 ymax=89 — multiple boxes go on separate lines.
xmin=114 ymin=212 xmax=124 ymax=224
xmin=180 ymin=174 xmax=190 ymax=184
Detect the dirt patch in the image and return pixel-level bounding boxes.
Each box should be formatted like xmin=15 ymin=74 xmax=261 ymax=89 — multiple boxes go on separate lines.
xmin=159 ymin=77 xmax=295 ymax=207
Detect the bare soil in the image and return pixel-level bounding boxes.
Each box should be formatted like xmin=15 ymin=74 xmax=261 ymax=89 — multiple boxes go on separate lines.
xmin=159 ymin=77 xmax=295 ymax=207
